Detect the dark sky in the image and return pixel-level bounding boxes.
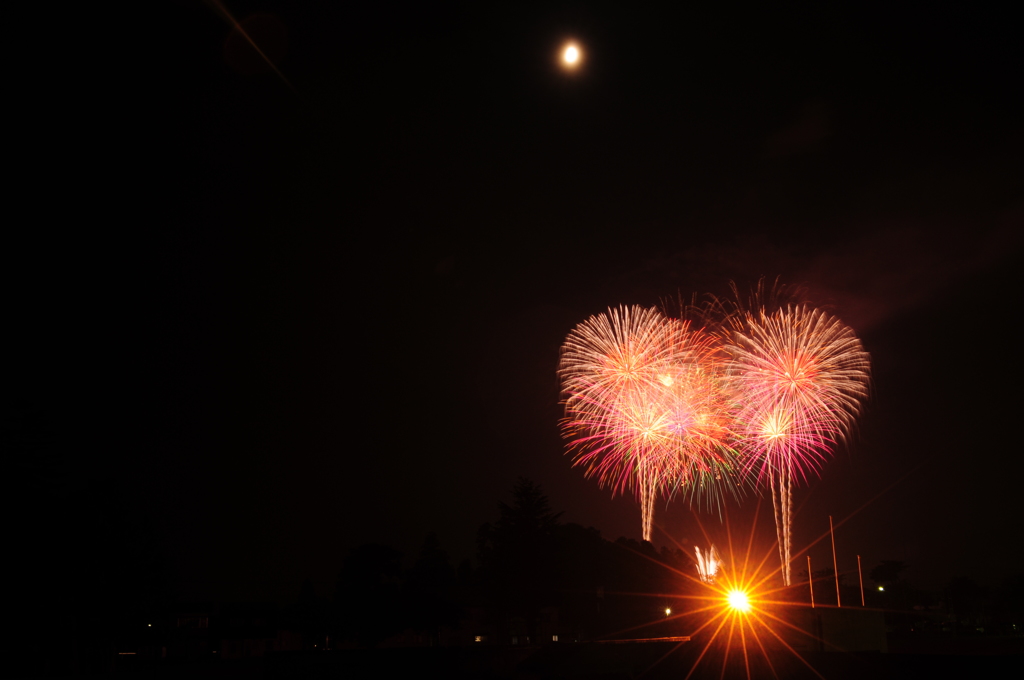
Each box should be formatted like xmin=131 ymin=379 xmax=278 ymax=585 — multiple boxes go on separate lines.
xmin=10 ymin=1 xmax=1022 ymax=605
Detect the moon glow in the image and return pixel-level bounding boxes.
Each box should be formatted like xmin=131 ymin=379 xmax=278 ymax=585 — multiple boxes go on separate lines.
xmin=562 ymin=43 xmax=581 ymax=67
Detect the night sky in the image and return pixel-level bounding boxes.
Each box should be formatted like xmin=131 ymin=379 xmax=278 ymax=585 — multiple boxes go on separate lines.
xmin=10 ymin=2 xmax=1022 ymax=607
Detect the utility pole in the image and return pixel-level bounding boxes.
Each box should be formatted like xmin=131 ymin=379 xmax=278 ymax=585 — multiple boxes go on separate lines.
xmin=807 ymin=555 xmax=815 ymax=608
xmin=830 ymin=516 xmax=841 ymax=607
xmin=857 ymin=555 xmax=865 ymax=606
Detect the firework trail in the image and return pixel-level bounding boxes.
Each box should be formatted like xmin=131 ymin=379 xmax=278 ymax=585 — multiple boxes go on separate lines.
xmin=559 ymin=306 xmax=738 ymax=541
xmin=721 ymin=303 xmax=870 ymax=585
xmin=695 ymin=544 xmax=722 ymax=583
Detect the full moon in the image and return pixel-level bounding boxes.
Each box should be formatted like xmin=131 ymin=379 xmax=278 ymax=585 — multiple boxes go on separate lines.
xmin=562 ymin=43 xmax=581 ymax=67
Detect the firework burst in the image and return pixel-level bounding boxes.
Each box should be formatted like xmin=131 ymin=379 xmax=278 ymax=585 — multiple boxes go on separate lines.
xmin=559 ymin=289 xmax=869 ymax=559
xmin=695 ymin=544 xmax=722 ymax=583
xmin=559 ymin=306 xmax=738 ymax=541
xmin=722 ymin=304 xmax=871 ymax=585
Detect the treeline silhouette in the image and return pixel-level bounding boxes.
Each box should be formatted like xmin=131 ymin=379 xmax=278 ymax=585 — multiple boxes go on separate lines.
xmin=263 ymin=480 xmax=1024 ymax=652
xmin=315 ymin=478 xmax=699 ymax=649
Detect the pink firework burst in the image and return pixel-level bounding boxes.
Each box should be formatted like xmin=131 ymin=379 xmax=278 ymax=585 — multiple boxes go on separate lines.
xmin=722 ymin=303 xmax=871 ymax=584
xmin=559 ymin=306 xmax=738 ymax=541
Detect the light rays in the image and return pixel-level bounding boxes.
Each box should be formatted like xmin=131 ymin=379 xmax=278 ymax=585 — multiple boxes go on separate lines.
xmin=588 ymin=494 xmax=899 ymax=680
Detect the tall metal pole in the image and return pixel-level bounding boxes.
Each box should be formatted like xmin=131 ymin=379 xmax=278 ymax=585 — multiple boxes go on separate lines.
xmin=830 ymin=516 xmax=841 ymax=607
xmin=807 ymin=555 xmax=815 ymax=608
xmin=857 ymin=555 xmax=865 ymax=606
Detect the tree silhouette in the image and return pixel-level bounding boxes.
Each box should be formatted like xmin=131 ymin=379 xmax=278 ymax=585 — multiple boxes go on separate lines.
xmin=403 ymin=533 xmax=460 ymax=644
xmin=477 ymin=478 xmax=562 ymax=642
xmin=334 ymin=543 xmax=404 ymax=647
xmin=290 ymin=578 xmax=327 ymax=647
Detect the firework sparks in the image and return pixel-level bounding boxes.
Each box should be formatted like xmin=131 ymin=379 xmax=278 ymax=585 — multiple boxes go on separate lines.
xmin=722 ymin=304 xmax=871 ymax=585
xmin=559 ymin=290 xmax=869 ymax=559
xmin=696 ymin=544 xmax=722 ymax=583
xmin=559 ymin=306 xmax=738 ymax=540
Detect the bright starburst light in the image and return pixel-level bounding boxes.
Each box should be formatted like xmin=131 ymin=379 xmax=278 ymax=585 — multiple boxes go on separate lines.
xmin=617 ymin=500 xmax=864 ymax=680
xmin=727 ymin=590 xmax=751 ymax=612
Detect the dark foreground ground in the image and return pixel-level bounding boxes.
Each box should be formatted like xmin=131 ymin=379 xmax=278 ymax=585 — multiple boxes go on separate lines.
xmin=27 ymin=635 xmax=1023 ymax=680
